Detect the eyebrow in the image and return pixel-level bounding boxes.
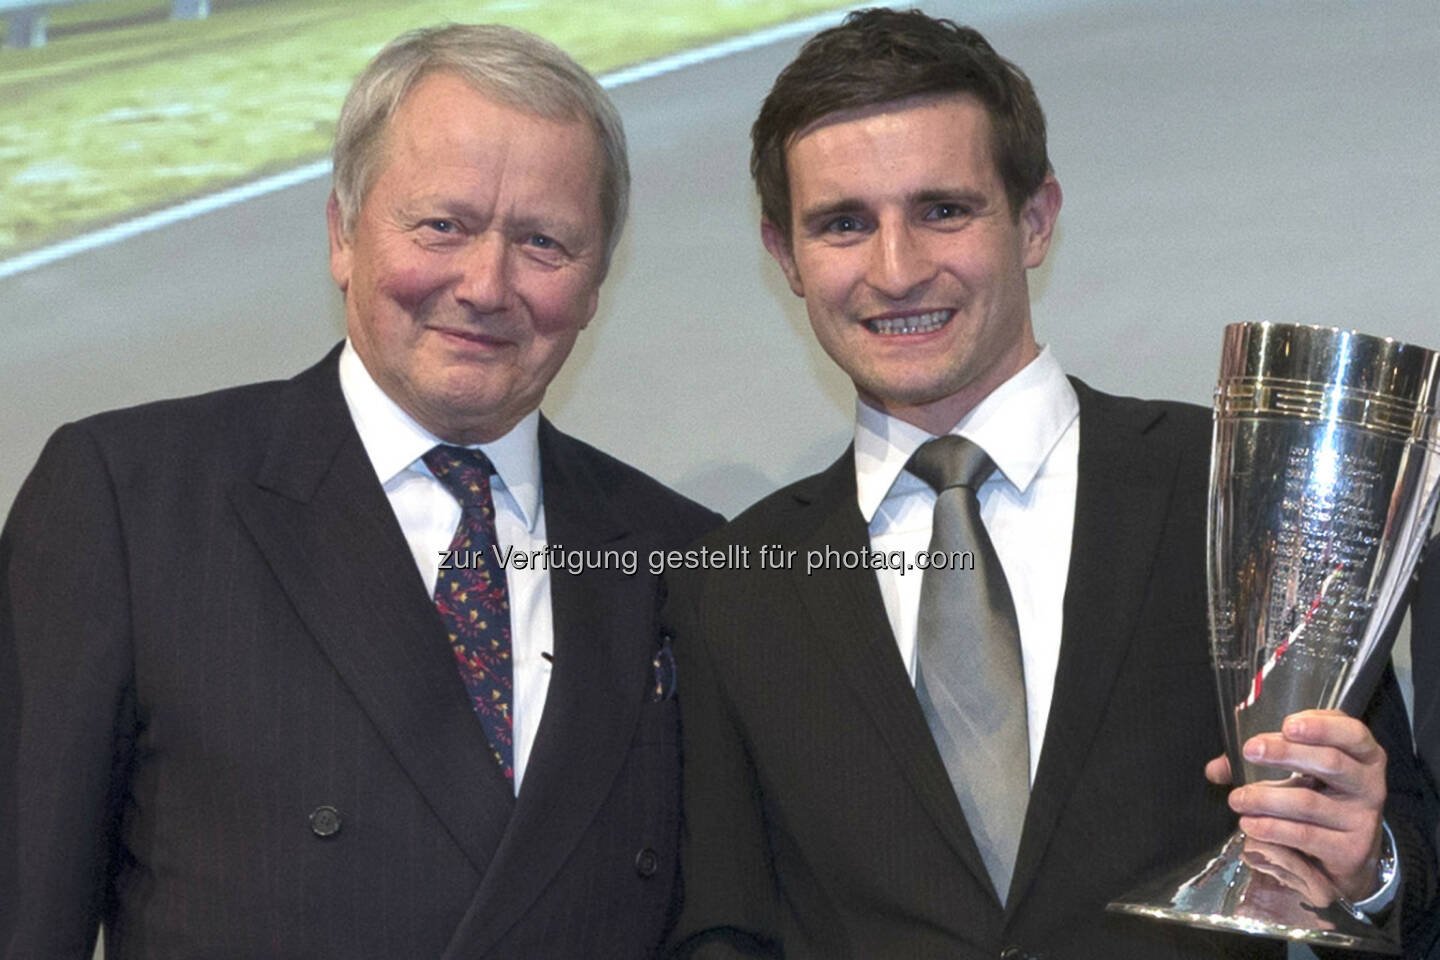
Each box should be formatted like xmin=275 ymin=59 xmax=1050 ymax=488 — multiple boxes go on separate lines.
xmin=911 ymin=188 xmax=989 ymax=209
xmin=406 ymin=199 xmax=588 ymax=240
xmin=798 ymin=187 xmax=992 ymax=227
xmin=798 ymin=198 xmax=867 ymax=228
xmin=400 ymin=197 xmax=486 ymax=224
xmin=510 ymin=212 xmax=585 ymax=238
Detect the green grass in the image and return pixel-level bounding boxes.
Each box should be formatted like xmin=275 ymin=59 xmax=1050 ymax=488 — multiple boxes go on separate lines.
xmin=0 ymin=0 xmax=851 ymax=255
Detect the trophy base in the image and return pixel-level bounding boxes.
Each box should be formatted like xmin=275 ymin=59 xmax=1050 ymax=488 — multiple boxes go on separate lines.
xmin=1106 ymin=831 xmax=1399 ymax=953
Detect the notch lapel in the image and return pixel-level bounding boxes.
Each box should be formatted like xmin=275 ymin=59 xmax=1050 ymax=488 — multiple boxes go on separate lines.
xmin=448 ymin=420 xmax=654 ymax=955
xmin=786 ymin=452 xmax=996 ymax=898
xmin=229 ymin=350 xmax=514 ymax=878
xmin=1006 ymin=381 xmax=1184 ymax=914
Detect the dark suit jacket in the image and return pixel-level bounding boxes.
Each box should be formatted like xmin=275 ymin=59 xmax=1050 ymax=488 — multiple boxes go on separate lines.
xmin=1414 ymin=536 xmax=1440 ymax=802
xmin=1412 ymin=538 xmax=1440 ymax=959
xmin=0 ymin=346 xmax=721 ymax=959
xmin=665 ymin=381 xmax=1435 ymax=960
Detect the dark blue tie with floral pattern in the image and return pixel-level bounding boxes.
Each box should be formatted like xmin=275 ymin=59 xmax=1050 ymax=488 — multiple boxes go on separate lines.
xmin=423 ymin=444 xmax=514 ymax=782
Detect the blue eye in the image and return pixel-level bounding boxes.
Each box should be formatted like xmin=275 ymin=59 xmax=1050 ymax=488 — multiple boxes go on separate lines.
xmin=927 ymin=203 xmax=970 ymax=220
xmin=425 ymin=219 xmax=457 ymax=233
xmin=828 ymin=216 xmax=862 ymax=233
xmin=528 ymin=234 xmax=555 ymax=248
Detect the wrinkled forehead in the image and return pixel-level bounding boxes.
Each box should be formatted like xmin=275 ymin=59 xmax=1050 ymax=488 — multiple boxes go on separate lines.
xmin=380 ymin=69 xmax=589 ymax=156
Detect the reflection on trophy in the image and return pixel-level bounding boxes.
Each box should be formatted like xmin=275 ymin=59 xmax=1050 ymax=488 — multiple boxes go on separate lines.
xmin=1107 ymin=322 xmax=1440 ymax=950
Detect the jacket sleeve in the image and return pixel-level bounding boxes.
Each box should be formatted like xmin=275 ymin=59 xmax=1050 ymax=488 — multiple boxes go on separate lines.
xmin=1 ymin=423 xmax=137 ymax=960
xmin=1310 ymin=653 xmax=1440 ymax=960
xmin=1370 ymin=660 xmax=1439 ymax=955
xmin=664 ymin=568 xmax=782 ymax=960
xmin=1395 ymin=538 xmax=1440 ymax=958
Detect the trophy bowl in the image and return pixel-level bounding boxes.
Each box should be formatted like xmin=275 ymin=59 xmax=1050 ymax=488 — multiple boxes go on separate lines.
xmin=1107 ymin=322 xmax=1440 ymax=950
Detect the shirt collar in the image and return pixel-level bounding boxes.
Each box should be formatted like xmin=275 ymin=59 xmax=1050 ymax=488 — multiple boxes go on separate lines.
xmin=337 ymin=339 xmax=543 ymax=531
xmin=853 ymin=345 xmax=1079 ymax=522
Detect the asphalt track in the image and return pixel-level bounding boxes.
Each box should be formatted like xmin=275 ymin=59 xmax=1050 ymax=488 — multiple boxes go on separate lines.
xmin=2 ymin=3 xmax=1435 ymax=956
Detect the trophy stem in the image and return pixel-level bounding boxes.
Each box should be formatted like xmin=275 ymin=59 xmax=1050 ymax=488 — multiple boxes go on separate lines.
xmin=1106 ymin=830 xmax=1399 ymax=953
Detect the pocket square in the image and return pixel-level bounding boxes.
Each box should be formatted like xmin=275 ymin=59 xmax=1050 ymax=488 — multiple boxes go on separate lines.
xmin=650 ymin=637 xmax=677 ymax=702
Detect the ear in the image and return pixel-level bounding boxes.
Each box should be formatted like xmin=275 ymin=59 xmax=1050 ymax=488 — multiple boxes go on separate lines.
xmin=326 ymin=191 xmax=352 ymax=293
xmin=1019 ymin=174 xmax=1062 ymax=269
xmin=578 ymin=283 xmax=600 ymax=332
xmin=760 ymin=218 xmax=805 ymax=298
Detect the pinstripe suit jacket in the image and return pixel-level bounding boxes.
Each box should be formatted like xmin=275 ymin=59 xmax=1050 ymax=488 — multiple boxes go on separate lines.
xmin=665 ymin=381 xmax=1436 ymax=960
xmin=0 ymin=346 xmax=720 ymax=959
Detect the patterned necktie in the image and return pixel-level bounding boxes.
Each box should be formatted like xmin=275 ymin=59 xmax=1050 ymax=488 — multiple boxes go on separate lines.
xmin=908 ymin=435 xmax=1029 ymax=904
xmin=423 ymin=445 xmax=514 ymax=782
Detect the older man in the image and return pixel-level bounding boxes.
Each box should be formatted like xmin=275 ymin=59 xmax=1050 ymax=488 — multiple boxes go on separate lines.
xmin=665 ymin=9 xmax=1434 ymax=958
xmin=0 ymin=24 xmax=718 ymax=959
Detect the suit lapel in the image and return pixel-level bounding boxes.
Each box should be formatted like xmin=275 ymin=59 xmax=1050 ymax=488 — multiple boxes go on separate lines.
xmin=785 ymin=451 xmax=996 ymax=896
xmin=452 ymin=419 xmax=654 ymax=955
xmin=229 ymin=348 xmax=513 ymax=877
xmin=1007 ymin=380 xmax=1184 ymax=914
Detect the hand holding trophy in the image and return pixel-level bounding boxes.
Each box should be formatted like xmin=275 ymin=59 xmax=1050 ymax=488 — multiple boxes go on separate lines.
xmin=1108 ymin=322 xmax=1440 ymax=950
xmin=1205 ymin=708 xmax=1389 ymax=904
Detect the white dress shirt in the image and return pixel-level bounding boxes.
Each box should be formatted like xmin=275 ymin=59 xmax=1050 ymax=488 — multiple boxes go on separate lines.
xmin=856 ymin=346 xmax=1078 ymax=786
xmin=338 ymin=341 xmax=552 ymax=794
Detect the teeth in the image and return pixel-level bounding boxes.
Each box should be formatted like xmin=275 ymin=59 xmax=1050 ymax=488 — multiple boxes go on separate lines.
xmin=867 ymin=310 xmax=951 ymax=335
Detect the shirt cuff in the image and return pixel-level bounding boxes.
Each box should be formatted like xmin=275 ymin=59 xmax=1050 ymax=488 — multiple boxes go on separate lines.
xmin=1353 ymin=820 xmax=1399 ymax=916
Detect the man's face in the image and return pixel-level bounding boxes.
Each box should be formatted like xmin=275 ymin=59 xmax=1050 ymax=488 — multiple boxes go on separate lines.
xmin=328 ymin=71 xmax=606 ymax=444
xmin=762 ymin=93 xmax=1061 ymax=434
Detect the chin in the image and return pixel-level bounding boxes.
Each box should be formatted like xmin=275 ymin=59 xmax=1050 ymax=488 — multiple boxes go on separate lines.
xmin=862 ymin=375 xmax=972 ymax=410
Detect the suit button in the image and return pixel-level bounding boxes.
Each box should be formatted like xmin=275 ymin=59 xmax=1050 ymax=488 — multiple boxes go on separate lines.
xmin=999 ymin=949 xmax=1027 ymax=960
xmin=634 ymin=847 xmax=659 ymax=878
xmin=309 ymin=805 xmax=342 ymax=838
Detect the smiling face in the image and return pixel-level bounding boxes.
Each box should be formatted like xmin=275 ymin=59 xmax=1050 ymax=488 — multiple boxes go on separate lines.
xmin=328 ymin=71 xmax=605 ymax=444
xmin=762 ymin=93 xmax=1061 ymax=435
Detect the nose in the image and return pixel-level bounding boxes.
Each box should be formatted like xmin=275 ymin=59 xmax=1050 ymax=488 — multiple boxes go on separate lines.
xmin=454 ymin=234 xmax=511 ymax=312
xmin=866 ymin=220 xmax=935 ymax=301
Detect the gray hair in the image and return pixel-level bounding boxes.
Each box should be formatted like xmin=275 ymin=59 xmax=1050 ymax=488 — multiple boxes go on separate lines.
xmin=332 ymin=23 xmax=629 ymax=264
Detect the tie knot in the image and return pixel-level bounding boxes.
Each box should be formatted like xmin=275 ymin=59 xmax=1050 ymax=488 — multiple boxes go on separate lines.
xmin=422 ymin=445 xmax=497 ymax=510
xmin=907 ymin=435 xmax=995 ymax=493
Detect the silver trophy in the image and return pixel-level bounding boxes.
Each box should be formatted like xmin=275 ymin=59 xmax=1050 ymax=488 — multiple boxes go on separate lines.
xmin=1108 ymin=322 xmax=1440 ymax=950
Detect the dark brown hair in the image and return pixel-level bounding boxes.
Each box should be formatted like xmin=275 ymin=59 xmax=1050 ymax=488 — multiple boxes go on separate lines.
xmin=751 ymin=7 xmax=1050 ymax=241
